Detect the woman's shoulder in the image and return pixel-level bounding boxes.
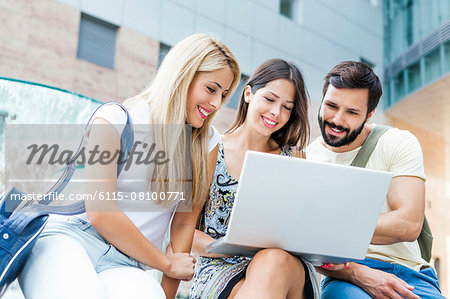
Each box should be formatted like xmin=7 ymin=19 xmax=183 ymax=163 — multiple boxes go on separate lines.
xmin=91 ymin=103 xmax=129 ymax=136
xmin=93 ymin=103 xmax=128 ymax=125
xmin=208 ymin=126 xmax=221 ymax=153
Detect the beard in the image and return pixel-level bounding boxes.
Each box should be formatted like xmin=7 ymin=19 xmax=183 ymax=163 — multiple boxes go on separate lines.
xmin=318 ymin=114 xmax=366 ymax=147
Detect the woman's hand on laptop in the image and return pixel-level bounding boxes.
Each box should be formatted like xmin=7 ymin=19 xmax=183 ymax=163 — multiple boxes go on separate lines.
xmin=192 ymin=230 xmax=232 ymax=258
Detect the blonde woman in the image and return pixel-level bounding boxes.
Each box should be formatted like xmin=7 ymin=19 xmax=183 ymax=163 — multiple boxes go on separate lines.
xmin=19 ymin=33 xmax=240 ymax=299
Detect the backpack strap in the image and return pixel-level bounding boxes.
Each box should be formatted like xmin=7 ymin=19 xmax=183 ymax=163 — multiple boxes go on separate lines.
xmin=350 ymin=125 xmax=390 ymax=168
xmin=350 ymin=124 xmax=433 ymax=262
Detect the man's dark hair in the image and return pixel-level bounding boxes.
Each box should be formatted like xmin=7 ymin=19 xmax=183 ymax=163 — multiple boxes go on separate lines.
xmin=322 ymin=61 xmax=382 ymax=114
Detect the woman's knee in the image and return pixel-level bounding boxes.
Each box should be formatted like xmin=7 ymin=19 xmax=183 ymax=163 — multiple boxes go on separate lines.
xmin=254 ymin=249 xmax=294 ymax=266
xmin=19 ymin=235 xmax=103 ymax=299
xmin=250 ymin=248 xmax=303 ymax=276
xmin=21 ymin=235 xmax=88 ymax=277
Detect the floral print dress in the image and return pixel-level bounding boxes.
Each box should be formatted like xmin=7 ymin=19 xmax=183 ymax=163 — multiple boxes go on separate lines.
xmin=190 ymin=141 xmax=320 ymax=299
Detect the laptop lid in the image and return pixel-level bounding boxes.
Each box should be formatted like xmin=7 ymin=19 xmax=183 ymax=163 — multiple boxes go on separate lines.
xmin=222 ymin=150 xmax=392 ymax=264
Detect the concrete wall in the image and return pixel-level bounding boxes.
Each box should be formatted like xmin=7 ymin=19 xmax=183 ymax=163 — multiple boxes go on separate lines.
xmin=54 ymin=0 xmax=383 ymax=103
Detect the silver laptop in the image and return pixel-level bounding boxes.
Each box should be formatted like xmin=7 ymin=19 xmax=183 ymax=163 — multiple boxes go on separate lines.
xmin=206 ymin=150 xmax=393 ymax=266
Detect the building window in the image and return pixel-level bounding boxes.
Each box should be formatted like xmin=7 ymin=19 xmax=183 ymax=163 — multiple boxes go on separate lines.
xmin=424 ymin=48 xmax=441 ymax=84
xmin=393 ymin=72 xmax=405 ymax=101
xmin=158 ymin=43 xmax=171 ymax=68
xmin=407 ymin=62 xmax=420 ymax=93
xmin=227 ymin=74 xmax=249 ymax=110
xmin=77 ymin=13 xmax=118 ymax=69
xmin=445 ymin=41 xmax=450 ymax=72
xmin=405 ymin=0 xmax=413 ymax=46
xmin=280 ymin=0 xmax=299 ymax=20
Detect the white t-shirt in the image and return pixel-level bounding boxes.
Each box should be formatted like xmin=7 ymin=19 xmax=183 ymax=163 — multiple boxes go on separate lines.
xmin=305 ymin=126 xmax=429 ymax=270
xmin=78 ymin=101 xmax=220 ymax=255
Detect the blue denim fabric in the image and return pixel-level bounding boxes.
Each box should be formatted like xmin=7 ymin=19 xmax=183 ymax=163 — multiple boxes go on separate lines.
xmin=41 ymin=215 xmax=141 ymax=273
xmin=321 ymin=258 xmax=445 ymax=299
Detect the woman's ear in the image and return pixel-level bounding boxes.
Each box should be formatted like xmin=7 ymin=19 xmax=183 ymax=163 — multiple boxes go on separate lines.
xmin=244 ymin=85 xmax=252 ymax=103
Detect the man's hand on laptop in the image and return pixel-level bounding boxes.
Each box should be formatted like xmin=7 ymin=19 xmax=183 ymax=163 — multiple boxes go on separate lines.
xmin=320 ymin=262 xmax=350 ymax=271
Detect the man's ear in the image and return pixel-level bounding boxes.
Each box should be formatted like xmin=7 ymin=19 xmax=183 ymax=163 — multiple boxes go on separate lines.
xmin=366 ymin=108 xmax=376 ymax=122
xmin=244 ymin=85 xmax=252 ymax=103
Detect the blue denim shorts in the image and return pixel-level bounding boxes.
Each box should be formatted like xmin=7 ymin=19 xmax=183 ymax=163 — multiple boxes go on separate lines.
xmin=41 ymin=215 xmax=142 ymax=273
xmin=321 ymin=258 xmax=444 ymax=299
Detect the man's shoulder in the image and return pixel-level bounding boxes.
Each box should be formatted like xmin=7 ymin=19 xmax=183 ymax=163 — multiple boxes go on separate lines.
xmin=371 ymin=125 xmax=425 ymax=178
xmin=379 ymin=125 xmax=415 ymax=138
xmin=377 ymin=126 xmax=420 ymax=149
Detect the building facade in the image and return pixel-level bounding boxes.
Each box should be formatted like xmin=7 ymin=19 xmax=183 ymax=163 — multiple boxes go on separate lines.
xmin=382 ymin=0 xmax=450 ymax=294
xmin=0 ymin=0 xmax=448 ymax=296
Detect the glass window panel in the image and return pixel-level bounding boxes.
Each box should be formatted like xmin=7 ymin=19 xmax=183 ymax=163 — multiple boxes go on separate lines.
xmin=405 ymin=0 xmax=413 ymax=46
xmin=412 ymin=0 xmax=421 ymax=44
xmin=424 ymin=48 xmax=441 ymax=83
xmin=280 ymin=0 xmax=293 ymax=19
xmin=393 ymin=71 xmax=405 ymax=102
xmin=429 ymin=0 xmax=443 ymax=29
xmin=407 ymin=62 xmax=421 ymax=92
xmin=439 ymin=0 xmax=450 ymax=26
xmin=386 ymin=0 xmax=406 ymax=62
xmin=444 ymin=42 xmax=450 ymax=72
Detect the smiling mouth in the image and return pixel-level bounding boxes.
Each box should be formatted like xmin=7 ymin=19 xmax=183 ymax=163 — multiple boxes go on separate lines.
xmin=261 ymin=116 xmax=278 ymax=128
xmin=330 ymin=127 xmax=343 ymax=133
xmin=198 ymin=106 xmax=211 ymax=120
xmin=326 ymin=123 xmax=348 ymax=136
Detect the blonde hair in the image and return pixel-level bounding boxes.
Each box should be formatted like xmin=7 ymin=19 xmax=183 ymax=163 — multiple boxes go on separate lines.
xmin=124 ymin=33 xmax=240 ymax=209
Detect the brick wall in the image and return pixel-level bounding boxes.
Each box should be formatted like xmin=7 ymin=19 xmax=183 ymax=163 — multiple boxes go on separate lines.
xmin=0 ymin=0 xmax=158 ymax=102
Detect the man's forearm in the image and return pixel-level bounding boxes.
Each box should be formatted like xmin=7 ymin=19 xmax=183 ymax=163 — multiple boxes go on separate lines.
xmin=371 ymin=210 xmax=422 ymax=245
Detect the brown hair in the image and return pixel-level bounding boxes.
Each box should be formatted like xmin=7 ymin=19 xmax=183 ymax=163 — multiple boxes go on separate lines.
xmin=322 ymin=61 xmax=382 ymax=114
xmin=227 ymin=58 xmax=310 ymax=150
